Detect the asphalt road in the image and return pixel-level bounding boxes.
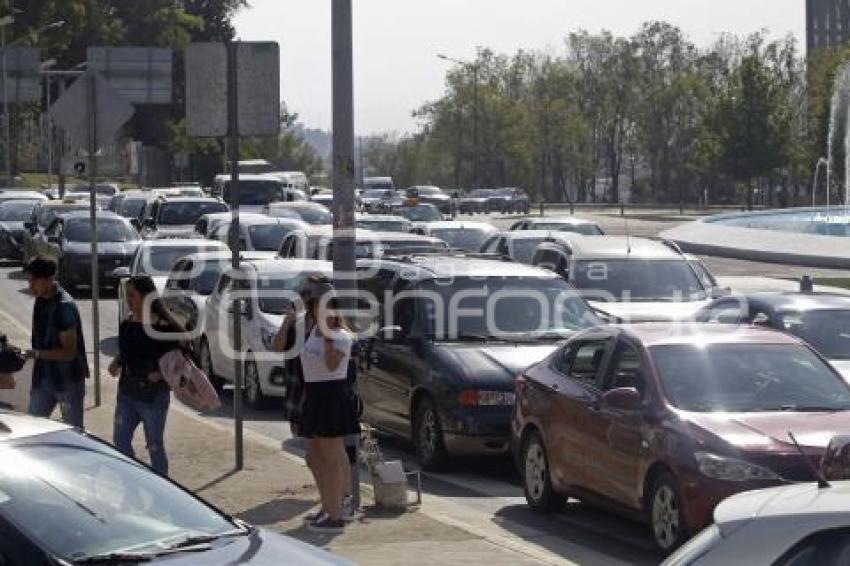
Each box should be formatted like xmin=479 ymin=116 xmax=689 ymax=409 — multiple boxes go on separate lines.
xmin=4 ymin=210 xmax=848 ymax=565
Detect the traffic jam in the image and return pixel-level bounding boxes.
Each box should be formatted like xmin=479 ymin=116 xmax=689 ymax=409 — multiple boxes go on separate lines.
xmin=4 ymin=175 xmax=850 ymax=564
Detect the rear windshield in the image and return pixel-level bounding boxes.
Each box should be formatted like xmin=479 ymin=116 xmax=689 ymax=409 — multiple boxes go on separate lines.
xmin=159 ymin=201 xmax=228 ymax=225
xmin=247 ymin=224 xmax=297 ymax=251
xmin=431 ymin=227 xmax=492 ymax=251
xmin=119 ymin=198 xmax=146 ymax=218
xmin=223 ymin=180 xmax=284 ymax=206
xmin=65 ymin=219 xmax=138 ymax=243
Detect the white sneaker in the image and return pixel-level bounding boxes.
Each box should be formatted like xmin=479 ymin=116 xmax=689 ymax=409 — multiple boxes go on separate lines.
xmin=341 ymin=495 xmax=357 ymax=522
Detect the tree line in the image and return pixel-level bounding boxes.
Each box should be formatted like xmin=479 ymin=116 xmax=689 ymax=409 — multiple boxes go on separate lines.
xmin=364 ymin=22 xmax=848 ymax=206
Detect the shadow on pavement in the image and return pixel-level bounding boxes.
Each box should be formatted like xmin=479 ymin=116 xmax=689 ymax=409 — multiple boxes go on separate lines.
xmin=238 ymin=497 xmax=315 ymax=526
xmin=99 ymin=336 xmax=119 ymax=357
xmin=282 ymin=522 xmax=343 ymax=547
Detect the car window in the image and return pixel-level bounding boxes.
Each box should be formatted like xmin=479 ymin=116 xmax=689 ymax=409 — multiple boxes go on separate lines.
xmin=553 ymin=339 xmax=609 ymax=384
xmin=696 ymin=300 xmax=749 ymax=324
xmin=480 ymin=235 xmax=499 ymax=253
xmin=534 ymin=247 xmax=567 ymax=272
xmin=775 ymin=528 xmax=850 ymax=566
xmin=604 ymin=343 xmax=646 ymax=396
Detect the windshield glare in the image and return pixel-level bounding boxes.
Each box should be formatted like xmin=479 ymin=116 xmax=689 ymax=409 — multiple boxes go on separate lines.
xmin=0 ymin=203 xmax=37 ymax=221
xmin=652 ymin=343 xmax=850 ymax=412
xmin=159 ymin=202 xmax=228 ymax=225
xmin=65 ymin=220 xmax=138 ymax=243
xmin=141 ymin=245 xmax=221 ymax=275
xmin=247 ymin=224 xmax=296 ymax=251
xmin=533 ymin=223 xmax=602 ymax=236
xmin=418 ymin=277 xmax=598 ymax=340
xmin=780 ymin=310 xmax=850 ymax=360
xmin=572 ymin=259 xmax=706 ymax=302
xmin=0 ymin=436 xmax=234 ymax=561
xmin=431 ymin=228 xmax=491 ymax=251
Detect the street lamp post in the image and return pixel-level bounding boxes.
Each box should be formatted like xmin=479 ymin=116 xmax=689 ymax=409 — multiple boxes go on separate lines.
xmin=438 ymin=53 xmax=480 ymax=189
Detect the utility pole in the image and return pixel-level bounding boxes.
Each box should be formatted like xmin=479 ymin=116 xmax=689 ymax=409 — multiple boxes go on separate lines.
xmin=472 ymin=62 xmax=479 ymax=189
xmin=86 ymin=71 xmax=101 ymax=406
xmin=332 ymin=0 xmax=359 ymax=510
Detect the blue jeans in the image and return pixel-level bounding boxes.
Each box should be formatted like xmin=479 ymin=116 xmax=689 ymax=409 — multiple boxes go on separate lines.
xmin=28 ymin=378 xmax=85 ymax=428
xmin=113 ymin=389 xmax=170 ymax=476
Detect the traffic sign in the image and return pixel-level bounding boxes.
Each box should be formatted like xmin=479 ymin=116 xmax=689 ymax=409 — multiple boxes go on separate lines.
xmin=62 ymin=155 xmax=125 ymax=177
xmin=48 ymin=70 xmax=135 ymax=150
xmin=185 ymin=42 xmax=280 ymax=137
xmin=87 ymin=47 xmax=173 ymax=105
xmin=0 ymin=47 xmax=40 ymax=104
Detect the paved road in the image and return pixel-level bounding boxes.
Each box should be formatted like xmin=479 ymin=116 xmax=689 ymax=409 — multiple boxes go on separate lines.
xmin=4 ymin=210 xmax=847 ymax=565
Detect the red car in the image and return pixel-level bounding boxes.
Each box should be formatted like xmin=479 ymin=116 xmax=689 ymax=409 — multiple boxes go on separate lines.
xmin=512 ymin=323 xmax=850 ymax=553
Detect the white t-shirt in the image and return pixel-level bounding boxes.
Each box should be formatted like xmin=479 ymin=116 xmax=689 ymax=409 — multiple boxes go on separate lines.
xmin=300 ymin=328 xmax=353 ymax=383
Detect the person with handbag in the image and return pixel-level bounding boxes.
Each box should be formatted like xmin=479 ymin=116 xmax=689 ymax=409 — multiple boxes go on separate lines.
xmin=108 ymin=275 xmax=183 ymax=476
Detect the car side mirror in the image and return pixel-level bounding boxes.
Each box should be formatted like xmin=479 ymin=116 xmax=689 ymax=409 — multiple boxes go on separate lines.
xmin=711 ymin=286 xmax=732 ymax=299
xmin=379 ymin=325 xmax=403 ymax=342
xmin=601 ymin=387 xmax=642 ymax=412
xmin=111 ymin=266 xmax=131 ymax=279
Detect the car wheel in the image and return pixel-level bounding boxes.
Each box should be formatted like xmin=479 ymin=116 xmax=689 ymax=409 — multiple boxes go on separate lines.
xmin=522 ymin=430 xmax=565 ymax=512
xmin=648 ymin=471 xmax=688 ymax=554
xmin=244 ymin=359 xmax=267 ymax=409
xmin=200 ymin=338 xmax=225 ymax=393
xmin=413 ymin=396 xmax=449 ymax=471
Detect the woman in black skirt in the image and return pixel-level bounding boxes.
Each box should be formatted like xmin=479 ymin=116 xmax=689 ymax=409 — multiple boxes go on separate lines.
xmin=274 ymin=281 xmax=358 ymax=533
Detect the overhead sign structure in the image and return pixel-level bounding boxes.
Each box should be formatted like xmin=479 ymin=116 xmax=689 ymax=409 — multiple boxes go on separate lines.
xmin=0 ymin=47 xmax=40 ymax=104
xmin=88 ymin=47 xmax=173 ymax=105
xmin=49 ymin=70 xmax=135 ymax=150
xmin=185 ymin=42 xmax=280 ymax=137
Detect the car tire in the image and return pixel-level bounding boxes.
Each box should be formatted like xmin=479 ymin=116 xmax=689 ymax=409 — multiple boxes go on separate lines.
xmin=521 ymin=429 xmax=565 ymax=512
xmin=413 ymin=395 xmax=450 ymax=471
xmin=200 ymin=338 xmax=225 ymax=393
xmin=648 ymin=471 xmax=688 ymax=554
xmin=244 ymin=358 xmax=268 ymax=409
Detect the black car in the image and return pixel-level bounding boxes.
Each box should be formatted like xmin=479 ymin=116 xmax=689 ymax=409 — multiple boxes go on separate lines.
xmin=0 ymin=200 xmax=40 ymax=260
xmin=355 ymin=255 xmax=602 ymax=469
xmin=488 ymin=187 xmax=530 ymax=214
xmin=33 ymin=211 xmax=141 ymax=292
xmin=141 ymin=196 xmax=229 ymax=239
xmin=405 ymin=186 xmax=452 ymax=214
xmin=458 ymin=189 xmax=494 ymax=215
xmin=0 ymin=411 xmax=350 ymax=566
xmin=21 ymin=201 xmax=92 ymax=263
xmin=696 ymin=291 xmax=850 ymax=382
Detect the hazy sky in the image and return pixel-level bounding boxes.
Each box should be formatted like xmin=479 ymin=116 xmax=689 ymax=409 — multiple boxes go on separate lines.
xmin=234 ymin=0 xmax=805 ymax=135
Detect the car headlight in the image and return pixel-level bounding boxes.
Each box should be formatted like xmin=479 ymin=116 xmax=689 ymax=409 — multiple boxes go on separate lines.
xmin=261 ymin=327 xmax=276 ymax=350
xmin=695 ymin=452 xmax=781 ymax=482
xmin=458 ymin=389 xmax=515 ymax=407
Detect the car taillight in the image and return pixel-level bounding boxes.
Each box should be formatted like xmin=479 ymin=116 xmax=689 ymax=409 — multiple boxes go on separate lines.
xmin=457 ymin=389 xmax=515 ymax=407
xmin=458 ymin=389 xmax=479 ymax=407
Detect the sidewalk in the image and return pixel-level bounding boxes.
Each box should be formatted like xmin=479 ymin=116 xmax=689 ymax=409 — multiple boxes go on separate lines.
xmin=0 ymin=316 xmax=564 ymax=565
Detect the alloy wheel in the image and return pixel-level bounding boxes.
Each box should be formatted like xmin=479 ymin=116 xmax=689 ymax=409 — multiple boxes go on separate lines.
xmin=524 ymin=439 xmax=547 ymax=503
xmin=652 ymin=484 xmax=680 ymax=551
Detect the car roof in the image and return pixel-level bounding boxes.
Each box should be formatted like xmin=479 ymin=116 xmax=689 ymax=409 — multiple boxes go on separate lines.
xmin=361 ymin=255 xmax=562 ymax=280
xmin=60 ymin=211 xmax=124 ymax=221
xmin=614 ymin=322 xmax=802 ymax=347
xmin=242 ymin=258 xmax=333 ymax=277
xmin=230 ymin=215 xmax=307 ymax=227
xmin=560 ymin=236 xmax=683 ymax=259
xmin=0 ymin=410 xmax=71 ymax=441
xmin=159 ymin=196 xmax=223 ymax=203
xmin=422 ymin=221 xmax=496 ymax=231
xmin=268 ymin=201 xmax=327 ymax=209
xmin=139 ymin=237 xmax=226 ymax=249
xmin=525 ymin=216 xmax=598 ymax=226
xmin=358 ymin=231 xmax=442 ymax=243
xmin=722 ymin=292 xmax=850 ymax=312
xmin=356 ymin=214 xmax=409 ymax=222
xmin=178 ymin=250 xmax=277 ymax=263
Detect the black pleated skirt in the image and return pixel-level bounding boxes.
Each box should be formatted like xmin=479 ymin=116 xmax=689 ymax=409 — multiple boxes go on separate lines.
xmin=299 ymin=379 xmax=360 ymax=438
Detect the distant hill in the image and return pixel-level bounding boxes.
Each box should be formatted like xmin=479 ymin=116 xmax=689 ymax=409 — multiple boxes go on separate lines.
xmin=294 ymin=124 xmax=332 ymax=159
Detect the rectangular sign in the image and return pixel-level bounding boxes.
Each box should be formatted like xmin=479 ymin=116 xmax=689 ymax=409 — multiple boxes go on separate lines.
xmin=88 ymin=47 xmax=172 ymax=105
xmin=0 ymin=47 xmax=40 ymax=104
xmin=185 ymin=43 xmax=227 ymax=137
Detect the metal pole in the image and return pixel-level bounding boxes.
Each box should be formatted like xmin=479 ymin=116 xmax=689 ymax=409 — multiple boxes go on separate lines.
xmin=45 ymin=75 xmax=52 ymax=191
xmin=332 ymin=0 xmax=359 ymax=509
xmin=57 ymin=77 xmax=66 ymax=199
xmin=472 ymin=63 xmax=478 ymax=189
xmin=2 ymin=32 xmax=10 ymax=186
xmin=87 ymin=72 xmax=101 ymax=407
xmin=227 ymin=41 xmax=244 ymax=471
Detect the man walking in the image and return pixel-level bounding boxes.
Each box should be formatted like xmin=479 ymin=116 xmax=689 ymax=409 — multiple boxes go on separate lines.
xmin=24 ymin=257 xmax=88 ymax=428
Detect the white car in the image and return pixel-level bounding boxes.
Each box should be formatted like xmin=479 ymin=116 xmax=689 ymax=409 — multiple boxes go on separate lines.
xmin=114 ymin=238 xmax=228 ymax=322
xmin=410 ymin=221 xmax=498 ymax=252
xmin=355 ymin=213 xmax=411 ymax=233
xmin=664 ymin=479 xmax=850 ymax=565
xmin=509 ymin=216 xmax=604 ymax=235
xmin=200 ymin=258 xmax=333 ymax=407
xmin=209 ymin=216 xmax=307 ymax=252
xmin=264 ymin=201 xmax=332 ymax=225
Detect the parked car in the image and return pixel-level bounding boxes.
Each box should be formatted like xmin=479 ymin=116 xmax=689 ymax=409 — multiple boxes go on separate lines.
xmin=0 ymin=190 xmax=47 ymax=205
xmin=0 ymin=411 xmax=351 ymax=565
xmin=355 ymin=213 xmax=412 ymax=233
xmin=479 ymin=230 xmax=559 ymax=264
xmin=509 ymin=216 xmax=604 ymax=235
xmin=410 ymin=221 xmax=498 ymax=252
xmin=263 ymin=201 xmax=332 ymax=225
xmin=405 ymin=186 xmax=452 ymax=214
xmin=360 ymin=189 xmax=392 ymax=213
xmin=0 ymin=200 xmax=41 ymax=260
xmin=162 ymin=250 xmax=277 ymax=358
xmin=140 ymin=196 xmax=229 ymax=239
xmin=362 ymin=176 xmax=395 ymax=193
xmin=488 ymin=187 xmax=530 ymax=214
xmin=458 ymin=189 xmax=493 ymax=215
xmin=210 ymin=216 xmax=307 ymax=252
xmin=108 ymin=191 xmax=148 ymax=219
xmin=356 ymin=255 xmax=603 ymax=469
xmin=279 ymin=227 xmax=448 ymax=260
xmin=62 ymin=191 xmax=113 ymax=210
xmin=696 ymin=292 xmax=850 ymax=382
xmin=21 ymin=201 xmax=92 ymax=263
xmin=201 ymin=259 xmax=333 ymax=407
xmin=512 ymin=323 xmax=850 ymax=553
xmin=309 ymin=189 xmax=335 ymax=208
xmin=531 ymin=236 xmax=716 ymax=322
xmin=34 ymin=211 xmax=141 ymax=292
xmin=393 ymin=203 xmax=444 ymax=223
xmin=114 ymin=238 xmax=228 ymax=322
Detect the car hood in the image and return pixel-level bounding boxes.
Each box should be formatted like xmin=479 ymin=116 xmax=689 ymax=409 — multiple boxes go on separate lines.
xmin=151 ymin=225 xmax=197 ymax=238
xmin=829 ymin=360 xmax=850 ymax=384
xmin=683 ymin=411 xmax=850 ymax=451
xmin=64 ymin=241 xmax=140 ymax=256
xmin=434 ymin=342 xmax=557 ymax=389
xmin=587 ymin=299 xmax=708 ymax=323
xmin=155 ymin=528 xmax=351 ymax=565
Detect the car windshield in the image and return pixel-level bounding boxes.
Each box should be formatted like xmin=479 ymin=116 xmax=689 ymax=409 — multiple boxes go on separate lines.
xmin=398 ymin=206 xmax=442 ymax=221
xmin=247 ymin=224 xmax=297 ymax=251
xmin=140 ymin=245 xmax=222 ymax=275
xmin=651 ymin=343 xmax=850 ymax=412
xmin=431 ymin=227 xmax=492 ymax=251
xmin=506 ymin=237 xmax=548 ymax=263
xmin=256 ymin=274 xmax=314 ymax=314
xmin=532 ymin=223 xmax=603 ymax=236
xmin=779 ymin=310 xmax=850 ymax=360
xmin=159 ymin=202 xmax=228 ymax=225
xmin=65 ymin=219 xmax=138 ymax=243
xmin=572 ymin=259 xmax=707 ymax=302
xmin=0 ymin=434 xmax=235 ymax=562
xmin=0 ymin=202 xmax=36 ymax=221
xmin=187 ymin=261 xmax=228 ymax=295
xmin=94 ymin=185 xmax=117 ymax=196
xmin=416 ymin=187 xmax=442 ymax=196
xmin=119 ymin=198 xmax=146 ymax=218
xmin=363 ymin=189 xmax=388 ymax=199
xmin=357 ymin=220 xmax=409 ymax=233
xmin=380 ymin=239 xmax=447 ymax=254
xmin=417 ymin=277 xmax=599 ymax=340
xmin=292 ymin=206 xmax=331 ymax=224
xmin=224 ymin=180 xmax=284 ymax=206
xmin=39 ymin=206 xmax=88 ymax=228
